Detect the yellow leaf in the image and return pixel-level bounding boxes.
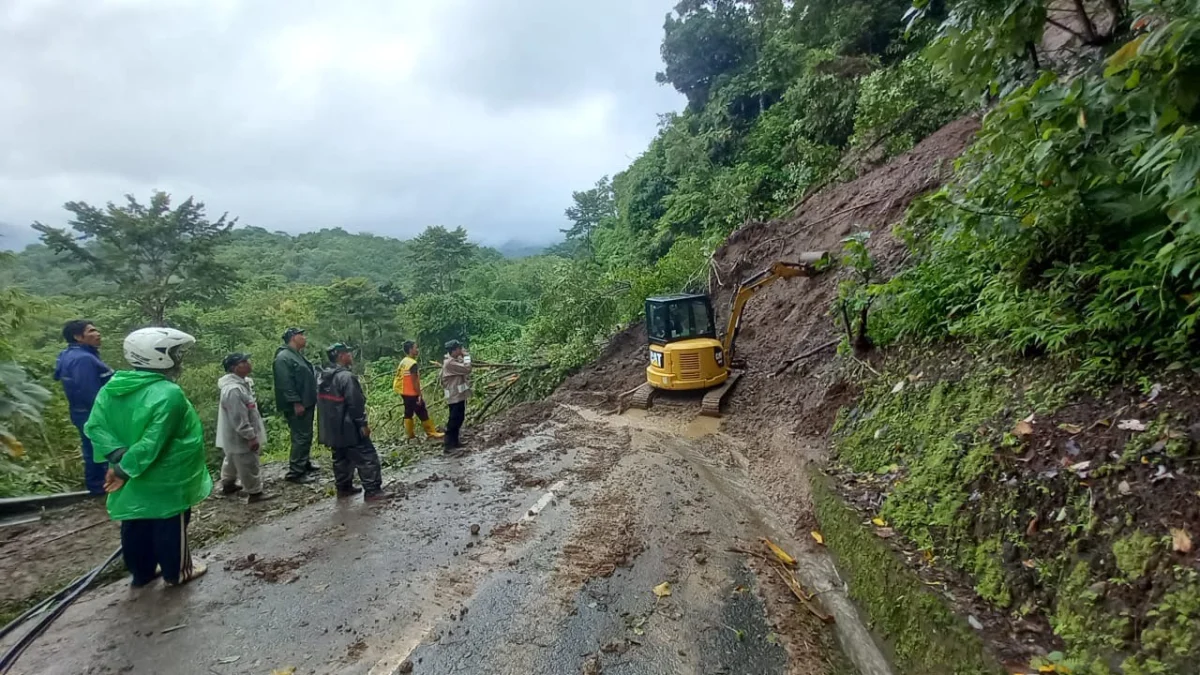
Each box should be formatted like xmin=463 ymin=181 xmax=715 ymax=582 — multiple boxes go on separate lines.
xmin=1013 ymin=420 xmax=1034 ymax=437
xmin=762 ymin=538 xmax=797 ymax=566
xmin=1172 ymin=528 xmax=1194 ymax=554
xmin=1059 ymin=423 xmax=1083 ymax=434
xmin=1077 ymin=108 xmax=1087 ymax=129
xmin=652 ymin=582 xmax=672 ymax=598
xmin=811 ymin=531 xmax=825 ymax=545
xmin=1038 ymin=666 xmax=1057 ymax=673
xmin=871 ymin=517 xmax=888 ymax=528
xmin=271 ymin=669 xmax=296 ymax=675
xmin=1105 ymin=35 xmax=1147 ymax=76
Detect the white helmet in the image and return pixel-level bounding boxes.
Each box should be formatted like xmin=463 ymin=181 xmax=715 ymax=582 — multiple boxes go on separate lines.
xmin=123 ymin=328 xmax=196 ymax=370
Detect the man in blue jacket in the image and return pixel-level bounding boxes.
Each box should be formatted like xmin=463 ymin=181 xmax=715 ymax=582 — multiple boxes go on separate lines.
xmin=54 ymin=320 xmax=113 ymax=495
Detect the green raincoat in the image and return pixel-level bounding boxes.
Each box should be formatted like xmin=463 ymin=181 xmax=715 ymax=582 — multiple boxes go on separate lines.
xmin=85 ymin=370 xmax=212 ymax=521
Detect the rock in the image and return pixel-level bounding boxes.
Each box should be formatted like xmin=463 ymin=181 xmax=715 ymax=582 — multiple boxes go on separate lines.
xmin=600 ymin=640 xmax=628 ymax=655
xmin=1087 ymin=581 xmax=1108 ymax=600
xmin=470 ymin=524 xmax=480 ymax=535
xmin=397 ymin=660 xmax=414 ymax=673
xmin=581 ymin=654 xmax=602 ymax=675
xmin=693 ymin=552 xmax=708 ymax=565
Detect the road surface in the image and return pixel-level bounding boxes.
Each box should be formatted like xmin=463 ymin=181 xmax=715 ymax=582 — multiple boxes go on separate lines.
xmin=3 ymin=404 xmax=890 ymax=675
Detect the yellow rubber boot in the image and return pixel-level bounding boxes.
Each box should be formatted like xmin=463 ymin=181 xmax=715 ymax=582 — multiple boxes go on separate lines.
xmin=404 ymin=418 xmax=416 ymax=440
xmin=422 ymin=419 xmax=445 ymax=440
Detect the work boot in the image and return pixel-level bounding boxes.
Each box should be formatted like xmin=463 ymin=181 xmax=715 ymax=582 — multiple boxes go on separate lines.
xmin=165 ymin=562 xmax=207 ymax=588
xmin=422 ymin=419 xmax=445 ymax=440
xmin=221 ymin=482 xmax=243 ymax=496
xmin=305 ymin=461 xmax=321 ymax=473
xmin=404 ymin=418 xmax=416 ymax=440
xmin=285 ymin=474 xmax=316 ymax=485
xmin=364 ymin=490 xmax=397 ymax=503
xmin=337 ymin=486 xmax=364 ymax=499
xmin=246 ymin=491 xmax=279 ymax=504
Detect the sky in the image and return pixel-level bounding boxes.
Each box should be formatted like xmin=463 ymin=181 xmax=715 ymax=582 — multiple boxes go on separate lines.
xmin=0 ymin=0 xmax=683 ymax=250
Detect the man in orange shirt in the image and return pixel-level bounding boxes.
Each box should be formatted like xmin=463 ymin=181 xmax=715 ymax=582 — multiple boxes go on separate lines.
xmin=393 ymin=341 xmax=443 ymax=440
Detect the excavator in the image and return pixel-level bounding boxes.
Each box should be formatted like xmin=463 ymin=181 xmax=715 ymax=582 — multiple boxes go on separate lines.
xmin=628 ymin=252 xmax=829 ymax=417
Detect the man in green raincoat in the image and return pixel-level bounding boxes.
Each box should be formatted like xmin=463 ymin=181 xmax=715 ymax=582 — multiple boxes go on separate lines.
xmin=86 ymin=327 xmax=212 ymax=588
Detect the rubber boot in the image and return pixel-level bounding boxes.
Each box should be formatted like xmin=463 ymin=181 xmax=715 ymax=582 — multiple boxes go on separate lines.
xmin=404 ymin=418 xmax=416 ymax=440
xmin=422 ymin=419 xmax=445 ymax=440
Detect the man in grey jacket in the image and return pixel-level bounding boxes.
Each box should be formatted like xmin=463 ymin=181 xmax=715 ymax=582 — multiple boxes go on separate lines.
xmin=439 ymin=340 xmax=473 ymax=453
xmin=216 ymin=353 xmax=277 ymax=504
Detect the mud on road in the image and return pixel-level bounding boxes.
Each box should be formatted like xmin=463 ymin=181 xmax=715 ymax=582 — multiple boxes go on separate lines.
xmin=2 ymin=402 xmax=887 ymax=675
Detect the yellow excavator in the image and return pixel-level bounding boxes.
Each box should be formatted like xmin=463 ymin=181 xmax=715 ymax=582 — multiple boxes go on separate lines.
xmin=628 ymin=252 xmax=829 ymax=417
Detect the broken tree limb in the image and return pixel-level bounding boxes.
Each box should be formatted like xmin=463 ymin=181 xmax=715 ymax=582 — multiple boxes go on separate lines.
xmin=472 ymin=375 xmax=521 ymax=422
xmin=41 ymin=518 xmax=108 ymax=546
xmin=772 ymin=565 xmax=835 ymax=623
xmin=773 ymin=339 xmax=839 ymax=376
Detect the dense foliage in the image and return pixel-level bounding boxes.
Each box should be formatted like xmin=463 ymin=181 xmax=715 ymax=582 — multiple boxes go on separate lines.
xmin=879 ymin=0 xmax=1200 ymax=380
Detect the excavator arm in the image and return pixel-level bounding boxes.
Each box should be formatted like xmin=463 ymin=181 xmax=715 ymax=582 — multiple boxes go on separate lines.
xmin=721 ymin=252 xmax=829 ymax=361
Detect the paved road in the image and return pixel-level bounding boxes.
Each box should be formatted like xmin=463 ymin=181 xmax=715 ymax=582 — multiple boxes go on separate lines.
xmin=3 ymin=405 xmax=890 ymax=675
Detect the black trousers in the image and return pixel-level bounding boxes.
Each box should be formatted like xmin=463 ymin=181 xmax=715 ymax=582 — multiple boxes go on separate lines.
xmin=121 ymin=509 xmax=193 ymax=586
xmin=445 ymin=401 xmax=466 ymax=449
xmin=284 ymin=407 xmax=315 ymax=479
xmin=332 ymin=442 xmax=383 ymax=494
xmin=402 ymin=395 xmax=431 ymax=422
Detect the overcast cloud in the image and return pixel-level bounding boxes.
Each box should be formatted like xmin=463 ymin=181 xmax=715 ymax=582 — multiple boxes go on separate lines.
xmin=0 ymin=0 xmax=682 ymax=249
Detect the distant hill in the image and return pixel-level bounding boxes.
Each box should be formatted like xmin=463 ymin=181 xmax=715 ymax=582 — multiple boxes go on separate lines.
xmin=495 ymin=240 xmax=548 ymax=259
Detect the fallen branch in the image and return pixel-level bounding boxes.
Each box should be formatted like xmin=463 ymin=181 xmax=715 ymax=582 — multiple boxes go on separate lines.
xmin=772 ymin=565 xmax=835 ymax=623
xmin=40 ymin=518 xmax=108 ymax=546
xmin=472 ymin=375 xmax=521 ymax=422
xmin=773 ymin=339 xmax=840 ymax=377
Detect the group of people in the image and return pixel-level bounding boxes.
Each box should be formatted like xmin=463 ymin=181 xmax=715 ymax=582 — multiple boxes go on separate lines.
xmin=52 ymin=320 xmax=475 ymax=589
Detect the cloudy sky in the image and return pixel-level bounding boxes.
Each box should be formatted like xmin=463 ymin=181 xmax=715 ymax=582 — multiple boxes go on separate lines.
xmin=0 ymin=0 xmax=682 ymax=249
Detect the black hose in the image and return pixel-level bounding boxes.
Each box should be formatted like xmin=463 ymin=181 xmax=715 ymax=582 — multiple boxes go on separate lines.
xmin=0 ymin=547 xmax=122 ymax=674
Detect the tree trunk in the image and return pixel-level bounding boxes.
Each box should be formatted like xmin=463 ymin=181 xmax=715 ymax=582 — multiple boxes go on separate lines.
xmin=1072 ymin=0 xmax=1099 ymax=43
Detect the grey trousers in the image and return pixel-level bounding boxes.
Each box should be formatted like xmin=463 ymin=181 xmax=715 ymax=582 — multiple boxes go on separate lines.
xmin=332 ymin=442 xmax=383 ymax=494
xmin=220 ymin=450 xmax=263 ymax=494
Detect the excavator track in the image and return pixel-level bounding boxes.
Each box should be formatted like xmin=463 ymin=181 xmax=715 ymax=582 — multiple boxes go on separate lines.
xmin=700 ymin=370 xmax=742 ymax=417
xmin=627 ymin=383 xmax=656 ymax=410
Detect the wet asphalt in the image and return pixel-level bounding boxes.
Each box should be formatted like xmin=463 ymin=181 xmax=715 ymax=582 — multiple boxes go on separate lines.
xmin=2 ymin=408 xmax=887 ymax=675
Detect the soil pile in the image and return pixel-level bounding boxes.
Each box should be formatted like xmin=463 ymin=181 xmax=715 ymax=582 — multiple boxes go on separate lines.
xmin=557 ymin=115 xmax=982 ymax=430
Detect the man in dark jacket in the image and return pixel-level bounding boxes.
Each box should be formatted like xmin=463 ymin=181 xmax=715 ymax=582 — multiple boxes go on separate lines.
xmin=317 ymin=344 xmax=393 ymax=502
xmin=273 ymin=328 xmax=319 ymax=484
xmin=54 ymin=320 xmax=114 ymax=495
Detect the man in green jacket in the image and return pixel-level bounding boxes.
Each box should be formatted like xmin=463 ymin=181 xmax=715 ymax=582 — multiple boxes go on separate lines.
xmin=273 ymin=327 xmax=319 ymax=484
xmin=86 ymin=327 xmax=212 ymax=588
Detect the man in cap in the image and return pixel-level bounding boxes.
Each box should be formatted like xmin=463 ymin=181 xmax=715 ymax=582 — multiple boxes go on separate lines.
xmin=216 ymin=353 xmax=277 ymax=504
xmin=393 ymin=340 xmax=444 ymax=441
xmin=317 ymin=343 xmax=394 ymax=501
xmin=439 ymin=339 xmax=473 ymax=453
xmin=273 ymin=328 xmax=320 ymax=484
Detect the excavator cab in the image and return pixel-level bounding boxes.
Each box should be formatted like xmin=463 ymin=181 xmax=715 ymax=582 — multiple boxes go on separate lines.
xmin=644 ymin=295 xmax=728 ymax=391
xmin=630 ymin=252 xmax=830 ymax=417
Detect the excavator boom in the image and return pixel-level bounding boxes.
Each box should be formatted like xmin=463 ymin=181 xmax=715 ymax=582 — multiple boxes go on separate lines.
xmin=721 ymin=252 xmax=828 ymax=361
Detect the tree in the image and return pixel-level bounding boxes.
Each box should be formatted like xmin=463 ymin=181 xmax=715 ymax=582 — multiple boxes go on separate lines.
xmin=657 ymin=0 xmax=757 ymax=109
xmin=563 ymin=177 xmax=617 ymax=253
xmin=33 ymin=191 xmax=236 ymax=325
xmin=403 ymin=226 xmax=477 ymax=295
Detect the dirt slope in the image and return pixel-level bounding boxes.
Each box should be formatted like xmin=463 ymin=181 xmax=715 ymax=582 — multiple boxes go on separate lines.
xmin=559 ymin=114 xmax=980 ymax=446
